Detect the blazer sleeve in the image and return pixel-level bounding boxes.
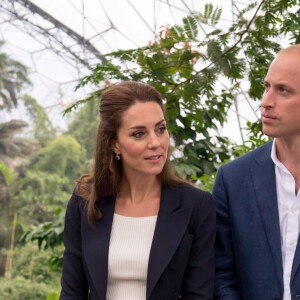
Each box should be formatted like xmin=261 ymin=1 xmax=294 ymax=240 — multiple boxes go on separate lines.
xmin=181 ymin=190 xmax=216 ymax=299
xmin=59 ymin=192 xmax=89 ymax=300
xmin=212 ymin=166 xmax=242 ymax=300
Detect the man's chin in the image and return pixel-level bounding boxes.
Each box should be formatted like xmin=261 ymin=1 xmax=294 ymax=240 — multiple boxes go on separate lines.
xmin=262 ymin=127 xmax=277 ymax=138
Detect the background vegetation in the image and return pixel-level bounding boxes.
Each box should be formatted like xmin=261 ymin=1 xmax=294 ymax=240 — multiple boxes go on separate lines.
xmin=1 ymin=0 xmax=299 ymax=298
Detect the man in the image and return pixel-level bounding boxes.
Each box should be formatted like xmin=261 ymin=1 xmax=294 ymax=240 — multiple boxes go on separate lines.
xmin=213 ymin=44 xmax=300 ymax=299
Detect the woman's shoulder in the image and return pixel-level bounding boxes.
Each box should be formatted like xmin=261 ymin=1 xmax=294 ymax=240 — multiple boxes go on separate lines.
xmin=165 ymin=183 xmax=212 ymax=207
xmin=173 ymin=184 xmax=215 ymax=228
xmin=66 ymin=189 xmax=87 ymax=213
xmin=177 ymin=183 xmax=211 ymax=199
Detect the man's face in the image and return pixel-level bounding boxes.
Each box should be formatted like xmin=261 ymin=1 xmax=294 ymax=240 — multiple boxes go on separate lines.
xmin=261 ymin=51 xmax=300 ymax=141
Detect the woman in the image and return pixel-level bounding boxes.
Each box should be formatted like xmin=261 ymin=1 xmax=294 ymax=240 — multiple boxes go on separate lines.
xmin=60 ymin=81 xmax=216 ymax=300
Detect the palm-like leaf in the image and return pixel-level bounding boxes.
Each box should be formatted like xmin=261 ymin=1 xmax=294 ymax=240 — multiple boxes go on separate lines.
xmin=0 ymin=120 xmax=39 ymax=168
xmin=0 ymin=45 xmax=29 ymax=111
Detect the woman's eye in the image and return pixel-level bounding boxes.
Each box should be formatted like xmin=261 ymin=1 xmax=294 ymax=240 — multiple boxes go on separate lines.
xmin=157 ymin=126 xmax=166 ymax=134
xmin=132 ymin=131 xmax=144 ymax=138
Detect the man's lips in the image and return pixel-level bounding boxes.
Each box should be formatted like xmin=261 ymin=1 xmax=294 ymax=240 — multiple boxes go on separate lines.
xmin=262 ymin=113 xmax=278 ymax=123
xmin=262 ymin=114 xmax=277 ymax=119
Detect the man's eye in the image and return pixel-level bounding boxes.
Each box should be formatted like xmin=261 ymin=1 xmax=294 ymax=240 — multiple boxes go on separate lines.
xmin=263 ymin=82 xmax=270 ymax=91
xmin=278 ymin=86 xmax=288 ymax=94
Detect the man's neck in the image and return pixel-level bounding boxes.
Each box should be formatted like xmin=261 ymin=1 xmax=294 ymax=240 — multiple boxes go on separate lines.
xmin=275 ymin=138 xmax=300 ymax=192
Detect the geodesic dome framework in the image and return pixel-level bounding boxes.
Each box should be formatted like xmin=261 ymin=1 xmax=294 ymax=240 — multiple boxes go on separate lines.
xmin=0 ymin=0 xmax=255 ymax=141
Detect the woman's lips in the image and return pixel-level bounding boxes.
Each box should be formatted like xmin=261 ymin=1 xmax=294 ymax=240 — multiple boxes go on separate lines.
xmin=145 ymin=155 xmax=161 ymax=160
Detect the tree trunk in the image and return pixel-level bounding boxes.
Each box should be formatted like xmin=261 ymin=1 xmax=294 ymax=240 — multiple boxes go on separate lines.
xmin=4 ymin=212 xmax=17 ymax=280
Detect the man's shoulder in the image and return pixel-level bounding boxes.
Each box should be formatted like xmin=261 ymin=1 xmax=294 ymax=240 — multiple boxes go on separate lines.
xmin=222 ymin=140 xmax=272 ymax=170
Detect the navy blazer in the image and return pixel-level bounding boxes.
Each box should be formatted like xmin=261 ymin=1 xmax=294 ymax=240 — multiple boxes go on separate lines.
xmin=60 ymin=183 xmax=216 ymax=300
xmin=213 ymin=141 xmax=300 ymax=300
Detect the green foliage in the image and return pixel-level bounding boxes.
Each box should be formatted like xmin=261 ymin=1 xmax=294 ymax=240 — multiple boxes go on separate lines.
xmin=23 ymin=95 xmax=56 ymax=146
xmin=12 ymin=171 xmax=70 ymax=225
xmin=46 ymin=292 xmax=59 ymax=300
xmin=0 ymin=163 xmax=13 ymax=185
xmin=29 ymin=135 xmax=86 ymax=178
xmin=65 ymin=0 xmax=300 ymax=181
xmin=19 ymin=209 xmax=65 ymax=270
xmin=0 ymin=42 xmax=29 ymax=111
xmin=67 ymin=98 xmax=99 ymax=159
xmin=10 ymin=243 xmax=62 ymax=283
xmin=20 ymin=208 xmax=64 ymax=252
xmin=232 ymin=120 xmax=271 ymax=157
xmin=244 ymin=120 xmax=270 ymax=149
xmin=69 ymin=5 xmax=248 ymax=178
xmin=198 ymin=173 xmax=217 ymax=193
xmin=0 ymin=276 xmax=58 ymax=300
xmin=15 ymin=171 xmax=70 ymax=202
xmin=183 ymin=15 xmax=199 ymax=40
xmin=0 ymin=120 xmax=39 ymax=167
xmin=10 ymin=1 xmax=300 ymax=291
xmin=0 ymin=46 xmax=38 ymax=198
xmin=195 ymin=3 xmax=222 ymax=26
xmin=0 ymin=42 xmax=63 ymax=299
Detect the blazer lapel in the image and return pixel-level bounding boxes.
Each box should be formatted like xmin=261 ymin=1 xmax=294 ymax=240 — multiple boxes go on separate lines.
xmin=82 ymin=197 xmax=115 ymax=300
xmin=146 ymin=184 xmax=193 ymax=299
xmin=291 ymin=234 xmax=300 ymax=283
xmin=251 ymin=142 xmax=283 ymax=286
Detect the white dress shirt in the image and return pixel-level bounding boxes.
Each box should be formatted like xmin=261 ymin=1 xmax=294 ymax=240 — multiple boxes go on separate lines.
xmin=271 ymin=140 xmax=300 ymax=300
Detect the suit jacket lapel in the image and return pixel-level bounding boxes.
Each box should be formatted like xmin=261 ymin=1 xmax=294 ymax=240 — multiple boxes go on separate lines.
xmin=146 ymin=184 xmax=193 ymax=299
xmin=251 ymin=142 xmax=283 ymax=286
xmin=291 ymin=235 xmax=300 ymax=283
xmin=82 ymin=197 xmax=115 ymax=300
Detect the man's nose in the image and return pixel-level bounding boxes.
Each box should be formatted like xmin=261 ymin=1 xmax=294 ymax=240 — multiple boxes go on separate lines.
xmin=261 ymin=88 xmax=275 ymax=109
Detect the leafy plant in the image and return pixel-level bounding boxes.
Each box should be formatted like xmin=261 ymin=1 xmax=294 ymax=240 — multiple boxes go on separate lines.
xmin=19 ymin=208 xmax=64 ymax=270
xmin=65 ymin=0 xmax=298 ymax=179
xmin=16 ymin=0 xmax=300 ymax=275
xmin=0 ymin=163 xmax=13 ymax=185
xmin=0 ymin=276 xmax=58 ymax=300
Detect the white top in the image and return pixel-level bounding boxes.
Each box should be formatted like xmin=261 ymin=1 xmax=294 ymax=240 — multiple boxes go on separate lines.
xmin=271 ymin=140 xmax=300 ymax=300
xmin=106 ymin=214 xmax=157 ymax=300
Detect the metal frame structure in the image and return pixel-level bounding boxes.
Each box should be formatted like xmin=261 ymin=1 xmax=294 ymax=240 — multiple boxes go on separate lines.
xmin=0 ymin=0 xmax=255 ymax=142
xmin=0 ymin=0 xmax=106 ymax=70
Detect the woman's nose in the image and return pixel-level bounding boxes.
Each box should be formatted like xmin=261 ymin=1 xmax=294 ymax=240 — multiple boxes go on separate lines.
xmin=147 ymin=134 xmax=160 ymax=148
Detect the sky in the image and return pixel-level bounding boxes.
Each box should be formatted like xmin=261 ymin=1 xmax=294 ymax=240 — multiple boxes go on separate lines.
xmin=0 ymin=0 xmax=255 ymax=142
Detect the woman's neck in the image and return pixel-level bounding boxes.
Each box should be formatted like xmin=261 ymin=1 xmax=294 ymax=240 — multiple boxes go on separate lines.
xmin=115 ymin=176 xmax=161 ymax=217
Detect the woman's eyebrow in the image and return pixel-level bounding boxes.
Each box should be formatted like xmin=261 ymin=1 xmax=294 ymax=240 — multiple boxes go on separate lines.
xmin=128 ymin=119 xmax=166 ymax=130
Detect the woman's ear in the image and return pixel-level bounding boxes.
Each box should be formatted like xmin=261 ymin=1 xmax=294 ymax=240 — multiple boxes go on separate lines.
xmin=112 ymin=141 xmax=120 ymax=154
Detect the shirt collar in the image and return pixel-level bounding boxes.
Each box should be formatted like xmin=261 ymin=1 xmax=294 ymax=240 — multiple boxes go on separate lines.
xmin=271 ymin=139 xmax=290 ymax=175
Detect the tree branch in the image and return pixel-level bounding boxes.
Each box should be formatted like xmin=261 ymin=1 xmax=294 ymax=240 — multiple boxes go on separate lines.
xmin=170 ymin=0 xmax=266 ymax=93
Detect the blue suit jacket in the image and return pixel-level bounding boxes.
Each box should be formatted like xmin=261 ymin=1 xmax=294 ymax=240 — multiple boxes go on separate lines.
xmin=59 ymin=183 xmax=216 ymax=300
xmin=213 ymin=141 xmax=300 ymax=300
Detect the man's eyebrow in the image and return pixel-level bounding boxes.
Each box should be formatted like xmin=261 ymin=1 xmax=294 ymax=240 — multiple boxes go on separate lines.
xmin=263 ymin=80 xmax=291 ymax=87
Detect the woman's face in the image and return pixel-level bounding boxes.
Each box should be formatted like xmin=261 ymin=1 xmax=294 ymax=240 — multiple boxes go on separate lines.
xmin=113 ymin=101 xmax=169 ymax=179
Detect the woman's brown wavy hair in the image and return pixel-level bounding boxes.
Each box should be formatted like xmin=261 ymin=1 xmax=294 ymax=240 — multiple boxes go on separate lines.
xmin=76 ymin=81 xmax=185 ymax=225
